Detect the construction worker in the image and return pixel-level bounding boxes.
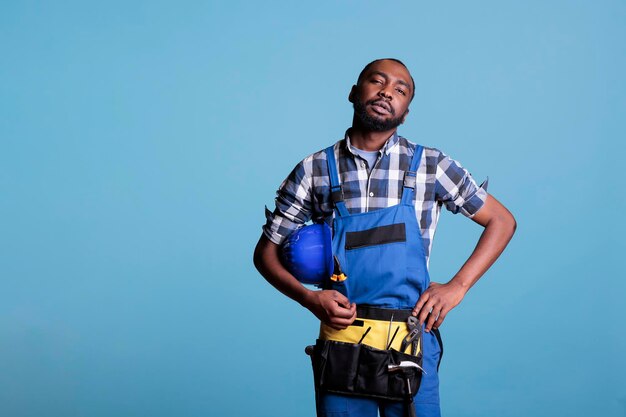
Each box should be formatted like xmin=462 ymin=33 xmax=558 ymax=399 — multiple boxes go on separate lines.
xmin=254 ymin=58 xmax=516 ymax=417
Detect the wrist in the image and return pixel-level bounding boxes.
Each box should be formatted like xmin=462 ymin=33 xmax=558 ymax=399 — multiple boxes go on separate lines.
xmin=448 ymin=277 xmax=470 ymax=295
xmin=298 ymin=288 xmax=317 ymax=309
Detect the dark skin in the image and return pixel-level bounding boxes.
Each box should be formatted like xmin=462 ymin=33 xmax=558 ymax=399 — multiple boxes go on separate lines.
xmin=254 ymin=60 xmax=516 ymax=332
xmin=349 ymin=60 xmax=412 ymax=151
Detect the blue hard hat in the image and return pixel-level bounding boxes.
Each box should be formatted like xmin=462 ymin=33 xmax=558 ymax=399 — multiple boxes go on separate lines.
xmin=281 ymin=223 xmax=333 ymax=285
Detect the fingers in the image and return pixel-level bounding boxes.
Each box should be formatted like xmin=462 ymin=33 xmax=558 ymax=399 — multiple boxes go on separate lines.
xmin=418 ymin=301 xmax=436 ymax=329
xmin=425 ymin=310 xmax=440 ymax=332
xmin=327 ymin=291 xmax=356 ymax=320
xmin=332 ymin=302 xmax=356 ymax=319
xmin=332 ymin=290 xmax=351 ymax=308
xmin=411 ymin=292 xmax=429 ymax=317
xmin=433 ymin=310 xmax=448 ymax=329
xmin=327 ymin=313 xmax=356 ymax=330
xmin=327 ymin=303 xmax=356 ymax=329
xmin=412 ymin=282 xmax=458 ymax=332
xmin=413 ymin=290 xmax=436 ymax=326
xmin=425 ymin=306 xmax=450 ymax=331
xmin=348 ymin=302 xmax=357 ymax=322
xmin=316 ymin=291 xmax=357 ymax=329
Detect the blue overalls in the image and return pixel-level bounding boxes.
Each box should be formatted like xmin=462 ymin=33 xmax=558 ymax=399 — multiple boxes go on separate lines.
xmin=317 ymin=144 xmax=442 ymax=417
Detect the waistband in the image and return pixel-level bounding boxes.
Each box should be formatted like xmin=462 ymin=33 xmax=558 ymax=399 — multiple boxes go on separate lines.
xmin=356 ymin=305 xmax=413 ymax=322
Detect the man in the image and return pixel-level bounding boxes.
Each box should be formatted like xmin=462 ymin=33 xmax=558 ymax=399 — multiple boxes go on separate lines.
xmin=253 ymin=58 xmax=516 ymax=417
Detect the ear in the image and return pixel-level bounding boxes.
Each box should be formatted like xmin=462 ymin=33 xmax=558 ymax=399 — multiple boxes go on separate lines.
xmin=348 ymin=85 xmax=356 ymax=103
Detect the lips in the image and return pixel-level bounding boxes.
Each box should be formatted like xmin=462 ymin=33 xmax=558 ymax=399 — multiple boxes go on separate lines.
xmin=369 ymin=100 xmax=393 ymax=115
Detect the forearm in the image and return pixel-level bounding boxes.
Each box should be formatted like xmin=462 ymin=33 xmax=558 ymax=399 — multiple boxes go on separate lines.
xmin=449 ymin=197 xmax=517 ymax=292
xmin=253 ymin=235 xmax=314 ymax=307
xmin=253 ymin=234 xmax=357 ymax=329
xmin=413 ymin=195 xmax=516 ymax=330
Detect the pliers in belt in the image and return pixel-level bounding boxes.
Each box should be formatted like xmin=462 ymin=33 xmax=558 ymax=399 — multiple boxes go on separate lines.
xmin=400 ymin=316 xmax=420 ymax=356
xmin=330 ymin=256 xmax=347 ymax=282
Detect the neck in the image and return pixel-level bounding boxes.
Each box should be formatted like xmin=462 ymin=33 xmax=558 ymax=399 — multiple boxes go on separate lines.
xmin=349 ymin=122 xmax=396 ymax=152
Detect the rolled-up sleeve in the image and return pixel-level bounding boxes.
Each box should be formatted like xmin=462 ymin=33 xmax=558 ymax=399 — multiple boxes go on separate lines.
xmin=435 ymin=151 xmax=488 ymax=218
xmin=262 ymin=159 xmax=314 ymax=245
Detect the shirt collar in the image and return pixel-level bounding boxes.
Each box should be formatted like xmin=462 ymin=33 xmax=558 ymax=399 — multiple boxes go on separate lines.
xmin=344 ymin=129 xmax=400 ymax=156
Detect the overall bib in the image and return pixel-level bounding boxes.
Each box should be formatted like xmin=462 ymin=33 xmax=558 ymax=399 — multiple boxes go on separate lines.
xmin=316 ymin=145 xmax=442 ymax=417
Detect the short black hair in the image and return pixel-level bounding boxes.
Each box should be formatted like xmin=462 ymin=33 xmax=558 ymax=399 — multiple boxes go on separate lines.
xmin=356 ymin=58 xmax=416 ymax=102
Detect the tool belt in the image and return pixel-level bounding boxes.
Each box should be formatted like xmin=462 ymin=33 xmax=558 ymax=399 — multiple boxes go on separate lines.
xmin=308 ymin=306 xmax=423 ymax=402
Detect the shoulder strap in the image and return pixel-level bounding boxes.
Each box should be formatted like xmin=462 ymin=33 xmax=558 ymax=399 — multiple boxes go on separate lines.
xmin=325 ymin=146 xmax=349 ymax=217
xmin=400 ymin=145 xmax=424 ymax=205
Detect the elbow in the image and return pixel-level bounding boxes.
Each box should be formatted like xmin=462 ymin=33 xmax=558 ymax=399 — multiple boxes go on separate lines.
xmin=253 ymin=235 xmax=277 ymax=274
xmin=504 ymin=211 xmax=517 ymax=238
xmin=253 ymin=237 xmax=265 ymax=273
xmin=489 ymin=209 xmax=517 ymax=238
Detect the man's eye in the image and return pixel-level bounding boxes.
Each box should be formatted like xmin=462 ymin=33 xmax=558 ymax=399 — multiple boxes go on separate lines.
xmin=396 ymin=88 xmax=406 ymax=96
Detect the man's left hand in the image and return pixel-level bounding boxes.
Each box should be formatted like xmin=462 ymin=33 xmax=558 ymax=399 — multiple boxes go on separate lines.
xmin=411 ymin=281 xmax=467 ymax=332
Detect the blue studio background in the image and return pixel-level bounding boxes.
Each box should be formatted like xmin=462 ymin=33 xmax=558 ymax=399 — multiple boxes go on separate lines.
xmin=1 ymin=1 xmax=624 ymax=416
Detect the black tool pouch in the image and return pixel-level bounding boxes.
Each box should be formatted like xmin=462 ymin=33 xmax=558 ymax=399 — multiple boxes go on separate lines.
xmin=310 ymin=339 xmax=422 ymax=402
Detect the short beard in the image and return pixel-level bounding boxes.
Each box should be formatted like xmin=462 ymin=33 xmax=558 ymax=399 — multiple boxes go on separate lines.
xmin=353 ymin=97 xmax=407 ymax=132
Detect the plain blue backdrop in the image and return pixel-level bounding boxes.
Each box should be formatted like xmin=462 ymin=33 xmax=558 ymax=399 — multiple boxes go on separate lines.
xmin=1 ymin=1 xmax=624 ymax=416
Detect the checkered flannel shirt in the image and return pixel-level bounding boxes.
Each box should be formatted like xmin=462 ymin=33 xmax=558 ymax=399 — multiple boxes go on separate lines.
xmin=263 ymin=131 xmax=488 ymax=266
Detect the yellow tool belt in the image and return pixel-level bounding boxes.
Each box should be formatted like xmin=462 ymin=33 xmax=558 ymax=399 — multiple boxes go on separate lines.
xmin=319 ymin=305 xmax=421 ymax=356
xmin=309 ymin=306 xmax=424 ymax=401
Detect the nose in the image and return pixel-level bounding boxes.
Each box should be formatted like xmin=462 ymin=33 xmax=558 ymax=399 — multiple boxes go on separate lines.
xmin=378 ymin=88 xmax=392 ymax=100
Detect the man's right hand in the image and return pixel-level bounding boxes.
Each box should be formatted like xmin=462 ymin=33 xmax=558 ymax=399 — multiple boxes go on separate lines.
xmin=303 ymin=290 xmax=357 ymax=330
xmin=253 ymin=236 xmax=356 ymax=330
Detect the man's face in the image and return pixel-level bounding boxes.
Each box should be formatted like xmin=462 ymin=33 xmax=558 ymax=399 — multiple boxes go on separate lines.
xmin=350 ymin=60 xmax=413 ymax=132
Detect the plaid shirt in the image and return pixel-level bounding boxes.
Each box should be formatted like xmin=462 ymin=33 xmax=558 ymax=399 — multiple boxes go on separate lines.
xmin=263 ymin=131 xmax=488 ymax=266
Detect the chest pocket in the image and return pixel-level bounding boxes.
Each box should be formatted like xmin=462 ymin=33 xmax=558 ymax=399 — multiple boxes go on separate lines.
xmin=345 ymin=224 xmax=406 ymax=250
